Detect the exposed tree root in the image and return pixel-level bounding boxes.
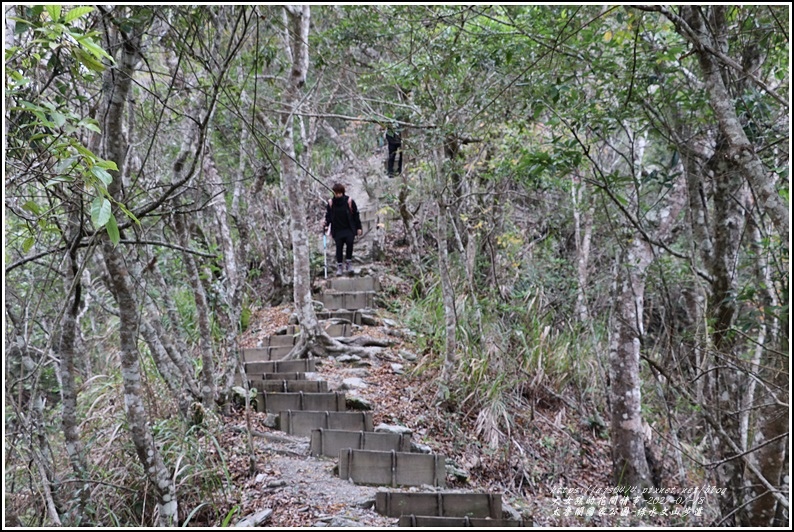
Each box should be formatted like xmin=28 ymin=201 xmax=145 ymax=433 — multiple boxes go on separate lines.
xmin=280 ymin=327 xmax=389 ymax=360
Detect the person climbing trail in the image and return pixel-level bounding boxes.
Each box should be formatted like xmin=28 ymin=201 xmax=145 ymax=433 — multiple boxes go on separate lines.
xmin=323 ymin=183 xmax=363 ymax=276
xmin=385 ymin=123 xmax=402 ymax=178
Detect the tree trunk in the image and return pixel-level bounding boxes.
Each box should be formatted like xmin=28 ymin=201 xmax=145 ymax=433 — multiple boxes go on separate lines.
xmin=56 ymin=206 xmax=90 ymax=523
xmin=147 ymin=257 xmax=200 ymax=398
xmin=607 ymin=129 xmax=687 ymax=493
xmin=57 ymin=228 xmax=88 ymax=524
xmin=678 ymin=6 xmax=788 ymax=243
xmin=138 ymin=318 xmax=194 ymax=414
xmin=98 ymin=11 xmax=178 ymax=523
xmin=572 ymin=176 xmax=594 ymax=323
xmin=608 ymin=236 xmax=653 ymax=491
xmin=203 ymin=153 xmax=244 ymax=388
xmin=173 ymin=212 xmax=216 ymax=408
xmin=435 ymin=147 xmax=457 ymax=385
xmin=101 ymin=242 xmax=178 ymax=526
xmin=279 ymin=5 xmax=328 ymax=356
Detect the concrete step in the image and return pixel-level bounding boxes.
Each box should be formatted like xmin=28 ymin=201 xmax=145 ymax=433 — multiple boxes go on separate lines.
xmin=328 ymin=277 xmax=380 ymax=292
xmin=375 ymin=492 xmax=502 ymax=519
xmin=242 ymin=344 xmax=294 ymax=362
xmin=256 ymin=392 xmax=346 ymax=413
xmin=245 ymin=359 xmax=316 ymax=375
xmin=309 ymin=429 xmax=411 ymax=458
xmin=338 ymin=450 xmax=446 ymax=488
xmin=316 ymin=309 xmax=362 ymax=324
xmin=359 ymin=209 xmax=378 ymax=221
xmin=324 ymin=322 xmax=354 ymax=337
xmin=398 ymin=516 xmax=529 ymax=527
xmin=318 ymin=291 xmax=375 ymax=311
xmin=262 ymin=371 xmax=307 ymax=381
xmin=262 ymin=333 xmax=299 ymax=347
xmin=252 ymin=379 xmax=328 ymax=393
xmin=278 ymin=411 xmax=374 ymax=437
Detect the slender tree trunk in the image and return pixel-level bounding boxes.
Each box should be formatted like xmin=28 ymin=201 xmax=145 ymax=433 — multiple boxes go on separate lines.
xmin=173 ymin=212 xmax=216 ymax=408
xmin=609 ymin=236 xmax=653 ymax=491
xmin=677 ymin=6 xmax=788 ymax=243
xmin=56 ymin=208 xmax=90 ymax=523
xmin=607 ymin=131 xmax=687 ymax=493
xmin=138 ymin=318 xmax=193 ymax=414
xmin=434 ymin=147 xmax=457 ymax=384
xmin=572 ymin=176 xmax=594 ymax=323
xmin=744 ymin=221 xmax=787 ymax=526
xmin=101 ymin=242 xmax=178 ymax=526
xmin=147 ymin=258 xmax=200 ymax=398
xmin=279 ymin=5 xmax=326 ymax=355
xmin=98 ymin=11 xmax=178 ymax=523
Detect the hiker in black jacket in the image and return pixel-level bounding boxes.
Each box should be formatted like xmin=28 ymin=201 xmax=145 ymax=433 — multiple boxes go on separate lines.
xmin=385 ymin=125 xmax=402 ymax=177
xmin=323 ymin=183 xmax=363 ymax=276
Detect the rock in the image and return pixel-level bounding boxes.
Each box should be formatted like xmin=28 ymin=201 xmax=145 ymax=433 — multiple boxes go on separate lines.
xmin=341 ymin=377 xmax=367 ymax=390
xmin=263 ymin=413 xmax=278 ymax=428
xmin=382 ymin=318 xmax=399 ymax=327
xmin=235 ymin=509 xmax=273 ymax=527
xmin=232 ymin=386 xmax=256 ymax=401
xmin=410 ymin=442 xmax=432 ymax=454
xmin=398 ymin=350 xmax=417 ymax=361
xmin=354 ymin=498 xmax=375 ymax=509
xmin=346 ymin=396 xmax=373 ymax=411
xmin=445 ymin=461 xmax=469 ymax=482
xmin=390 ymin=363 xmax=404 ymax=374
xmin=341 ymin=368 xmax=370 ymax=377
xmin=375 ymin=423 xmax=412 ymax=435
xmin=360 ymin=314 xmax=381 ymax=326
xmin=317 ymin=517 xmax=362 ymax=527
xmin=502 ymin=503 xmax=523 ymax=521
xmin=383 ymin=273 xmax=407 ymax=286
xmin=337 ymin=354 xmax=362 ymax=363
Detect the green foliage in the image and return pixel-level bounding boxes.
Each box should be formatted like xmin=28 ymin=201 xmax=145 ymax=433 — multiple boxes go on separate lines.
xmin=6 ymin=5 xmax=133 ymax=245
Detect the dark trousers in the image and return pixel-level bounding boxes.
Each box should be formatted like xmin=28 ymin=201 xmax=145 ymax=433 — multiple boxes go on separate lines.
xmin=387 ymin=138 xmax=402 ymax=176
xmin=335 ymin=233 xmax=354 ymax=263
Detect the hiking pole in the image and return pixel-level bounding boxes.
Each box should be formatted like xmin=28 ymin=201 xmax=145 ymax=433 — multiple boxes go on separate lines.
xmin=322 ymin=231 xmax=327 ymax=279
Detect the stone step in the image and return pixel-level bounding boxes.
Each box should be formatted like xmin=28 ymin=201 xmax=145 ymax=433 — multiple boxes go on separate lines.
xmin=318 ymin=291 xmax=375 ymax=311
xmin=245 ymin=359 xmax=316 ymax=375
xmin=338 ymin=450 xmax=446 ymax=488
xmin=252 ymin=379 xmax=328 ymax=393
xmin=328 ymin=276 xmax=380 ymax=292
xmin=256 ymin=392 xmax=346 ymax=413
xmin=397 ymin=516 xmax=529 ymax=527
xmin=278 ymin=411 xmax=374 ymax=437
xmin=375 ymin=492 xmax=502 ymax=519
xmin=309 ymin=429 xmax=411 ymax=458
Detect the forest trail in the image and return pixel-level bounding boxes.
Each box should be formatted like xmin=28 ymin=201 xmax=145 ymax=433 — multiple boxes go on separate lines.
xmin=229 ymin=150 xmax=529 ymax=527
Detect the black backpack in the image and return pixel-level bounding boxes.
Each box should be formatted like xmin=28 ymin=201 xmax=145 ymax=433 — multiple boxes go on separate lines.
xmin=328 ymin=196 xmax=354 ymax=230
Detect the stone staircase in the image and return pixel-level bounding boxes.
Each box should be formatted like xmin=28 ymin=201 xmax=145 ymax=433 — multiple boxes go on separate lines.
xmin=237 ymin=201 xmax=528 ymax=526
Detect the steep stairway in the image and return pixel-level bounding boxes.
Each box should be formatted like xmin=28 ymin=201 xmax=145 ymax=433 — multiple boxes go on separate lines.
xmin=237 ymin=194 xmax=526 ymax=526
